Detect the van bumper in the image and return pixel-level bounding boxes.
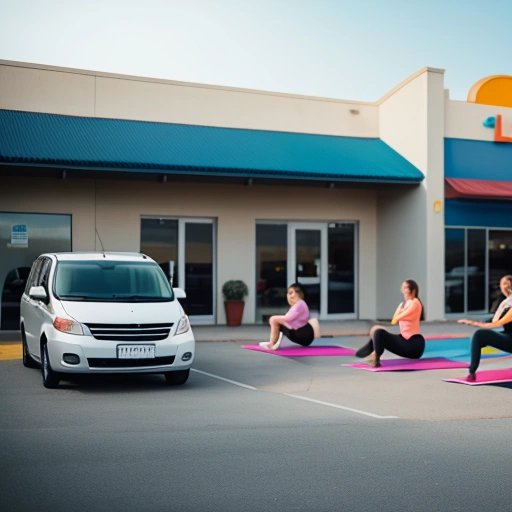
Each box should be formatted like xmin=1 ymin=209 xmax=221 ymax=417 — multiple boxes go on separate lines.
xmin=45 ymin=330 xmax=195 ymax=374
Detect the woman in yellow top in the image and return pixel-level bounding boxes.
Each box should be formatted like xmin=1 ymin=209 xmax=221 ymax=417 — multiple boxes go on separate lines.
xmin=355 ymin=279 xmax=425 ymax=367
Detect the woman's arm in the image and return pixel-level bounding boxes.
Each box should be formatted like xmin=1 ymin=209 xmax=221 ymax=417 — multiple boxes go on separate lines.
xmin=390 ymin=303 xmax=403 ymax=325
xmin=458 ymin=307 xmax=512 ymax=329
xmin=391 ymin=299 xmax=421 ymax=325
xmin=283 ymin=302 xmax=301 ymax=324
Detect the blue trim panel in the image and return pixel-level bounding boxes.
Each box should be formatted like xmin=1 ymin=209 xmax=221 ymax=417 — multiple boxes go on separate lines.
xmin=446 ymin=199 xmax=512 ymax=228
xmin=0 ymin=109 xmax=424 ymax=183
xmin=445 ymin=138 xmax=512 ymax=180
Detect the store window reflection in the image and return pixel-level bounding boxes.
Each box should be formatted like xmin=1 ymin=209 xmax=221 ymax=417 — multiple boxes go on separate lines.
xmin=489 ymin=230 xmax=512 ymax=312
xmin=445 ymin=228 xmax=465 ymax=313
xmin=328 ymin=223 xmax=355 ymax=314
xmin=0 ymin=213 xmax=71 ymax=330
xmin=467 ymin=229 xmax=486 ymax=311
xmin=256 ymin=224 xmax=287 ymax=322
xmin=445 ymin=227 xmax=512 ymax=316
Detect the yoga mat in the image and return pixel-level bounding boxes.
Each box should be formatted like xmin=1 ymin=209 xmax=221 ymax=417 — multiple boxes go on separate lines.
xmin=423 ymin=338 xmax=470 ymax=361
xmin=424 ymin=334 xmax=470 ymax=340
xmin=342 ymin=357 xmax=468 ymax=372
xmin=443 ymin=368 xmax=512 ymax=386
xmin=242 ymin=345 xmax=356 ymax=357
xmin=423 ymin=337 xmax=508 ymax=361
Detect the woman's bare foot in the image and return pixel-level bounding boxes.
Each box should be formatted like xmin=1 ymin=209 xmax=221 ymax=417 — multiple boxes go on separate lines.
xmin=366 ymin=351 xmax=381 ymax=367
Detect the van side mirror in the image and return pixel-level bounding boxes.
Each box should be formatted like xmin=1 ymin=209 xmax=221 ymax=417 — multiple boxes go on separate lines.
xmin=29 ymin=286 xmax=48 ymax=301
xmin=173 ymin=287 xmax=187 ymax=299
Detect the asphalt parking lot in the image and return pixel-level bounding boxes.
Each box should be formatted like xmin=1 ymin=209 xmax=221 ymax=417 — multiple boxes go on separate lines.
xmin=1 ymin=322 xmax=512 ymax=512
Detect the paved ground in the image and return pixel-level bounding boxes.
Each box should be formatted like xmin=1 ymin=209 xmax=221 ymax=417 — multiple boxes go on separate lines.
xmin=2 ymin=320 xmax=511 ymax=422
xmin=0 ymin=319 xmax=479 ymax=345
xmin=2 ymin=320 xmax=512 ymax=511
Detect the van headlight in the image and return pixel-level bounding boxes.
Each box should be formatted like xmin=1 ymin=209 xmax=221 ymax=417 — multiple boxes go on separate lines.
xmin=175 ymin=315 xmax=190 ymax=335
xmin=53 ymin=317 xmax=84 ymax=335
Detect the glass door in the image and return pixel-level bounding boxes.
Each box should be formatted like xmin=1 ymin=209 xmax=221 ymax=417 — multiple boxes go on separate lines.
xmin=256 ymin=221 xmax=357 ymax=322
xmin=141 ymin=217 xmax=215 ymax=324
xmin=180 ymin=220 xmax=215 ymax=323
xmin=289 ymin=222 xmax=357 ymax=319
xmin=289 ymin=223 xmax=324 ymax=316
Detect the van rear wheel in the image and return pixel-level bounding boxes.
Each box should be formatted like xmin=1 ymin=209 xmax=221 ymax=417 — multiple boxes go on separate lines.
xmin=41 ymin=343 xmax=61 ymax=388
xmin=164 ymin=369 xmax=190 ymax=385
xmin=22 ymin=330 xmax=38 ymax=368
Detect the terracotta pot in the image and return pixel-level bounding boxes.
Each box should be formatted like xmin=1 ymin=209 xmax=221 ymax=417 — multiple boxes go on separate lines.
xmin=224 ymin=300 xmax=245 ymax=326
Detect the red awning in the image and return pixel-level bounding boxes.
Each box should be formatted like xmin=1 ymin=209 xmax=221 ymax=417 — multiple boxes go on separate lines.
xmin=445 ymin=178 xmax=512 ymax=200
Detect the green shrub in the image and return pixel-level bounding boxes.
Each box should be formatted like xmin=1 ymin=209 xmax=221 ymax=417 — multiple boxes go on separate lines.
xmin=222 ymin=280 xmax=249 ymax=301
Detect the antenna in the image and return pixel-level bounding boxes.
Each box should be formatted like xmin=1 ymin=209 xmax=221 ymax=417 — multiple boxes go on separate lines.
xmin=95 ymin=227 xmax=106 ymax=254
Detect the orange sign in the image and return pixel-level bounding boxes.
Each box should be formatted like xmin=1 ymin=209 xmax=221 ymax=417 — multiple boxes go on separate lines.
xmin=494 ymin=115 xmax=512 ymax=143
xmin=468 ymin=75 xmax=512 ymax=108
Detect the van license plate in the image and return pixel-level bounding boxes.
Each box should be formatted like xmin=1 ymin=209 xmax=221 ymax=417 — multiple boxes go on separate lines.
xmin=117 ymin=345 xmax=155 ymax=359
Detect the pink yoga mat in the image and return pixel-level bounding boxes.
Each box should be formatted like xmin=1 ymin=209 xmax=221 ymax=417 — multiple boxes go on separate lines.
xmin=342 ymin=357 xmax=468 ymax=372
xmin=443 ymin=368 xmax=512 ymax=386
xmin=242 ymin=345 xmax=356 ymax=357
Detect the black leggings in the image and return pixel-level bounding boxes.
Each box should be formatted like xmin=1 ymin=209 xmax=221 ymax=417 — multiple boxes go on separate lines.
xmin=469 ymin=329 xmax=512 ymax=374
xmin=361 ymin=329 xmax=425 ymax=359
xmin=280 ymin=323 xmax=315 ymax=347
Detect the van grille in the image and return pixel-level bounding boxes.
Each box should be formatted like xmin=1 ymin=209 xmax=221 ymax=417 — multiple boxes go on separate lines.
xmin=85 ymin=323 xmax=173 ymax=342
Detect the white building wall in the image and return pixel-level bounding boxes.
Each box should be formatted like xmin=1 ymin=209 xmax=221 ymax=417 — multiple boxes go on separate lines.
xmin=0 ymin=60 xmax=378 ymax=137
xmin=0 ymin=177 xmax=377 ymax=323
xmin=446 ymin=98 xmax=512 ymax=141
xmin=377 ymin=68 xmax=445 ymax=320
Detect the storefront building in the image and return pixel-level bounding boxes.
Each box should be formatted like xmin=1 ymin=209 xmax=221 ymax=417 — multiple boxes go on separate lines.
xmin=444 ymin=76 xmax=512 ymax=316
xmin=0 ymin=60 xmax=510 ymax=329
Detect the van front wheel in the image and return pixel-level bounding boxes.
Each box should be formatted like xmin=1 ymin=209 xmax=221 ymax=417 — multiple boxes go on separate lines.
xmin=164 ymin=369 xmax=190 ymax=385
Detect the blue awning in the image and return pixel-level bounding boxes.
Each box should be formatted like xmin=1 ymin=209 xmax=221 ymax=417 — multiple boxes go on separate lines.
xmin=445 ymin=138 xmax=512 ymax=180
xmin=0 ymin=109 xmax=424 ymax=183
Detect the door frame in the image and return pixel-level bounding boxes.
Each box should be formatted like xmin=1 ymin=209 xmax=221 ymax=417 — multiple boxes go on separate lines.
xmin=288 ymin=222 xmax=326 ymax=317
xmin=177 ymin=218 xmax=216 ymax=325
xmin=287 ymin=222 xmax=357 ymax=320
xmin=141 ymin=216 xmax=216 ymax=325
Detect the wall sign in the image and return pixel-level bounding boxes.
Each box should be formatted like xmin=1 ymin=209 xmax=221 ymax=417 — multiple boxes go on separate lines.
xmin=483 ymin=115 xmax=512 ymax=143
xmin=10 ymin=224 xmax=28 ymax=247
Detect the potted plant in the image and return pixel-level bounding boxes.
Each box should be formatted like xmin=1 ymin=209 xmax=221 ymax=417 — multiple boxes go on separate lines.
xmin=222 ymin=280 xmax=249 ymax=326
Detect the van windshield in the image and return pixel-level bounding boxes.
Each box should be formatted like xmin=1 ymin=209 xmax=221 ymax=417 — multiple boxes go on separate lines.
xmin=54 ymin=260 xmax=173 ymax=302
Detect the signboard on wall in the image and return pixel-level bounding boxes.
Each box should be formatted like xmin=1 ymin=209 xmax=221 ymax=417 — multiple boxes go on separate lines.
xmin=10 ymin=224 xmax=28 ymax=248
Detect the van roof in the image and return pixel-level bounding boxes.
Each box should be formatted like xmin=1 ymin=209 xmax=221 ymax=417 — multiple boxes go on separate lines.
xmin=43 ymin=252 xmax=153 ymax=262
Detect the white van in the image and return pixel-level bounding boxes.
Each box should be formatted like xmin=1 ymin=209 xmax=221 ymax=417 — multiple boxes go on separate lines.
xmin=20 ymin=252 xmax=195 ymax=388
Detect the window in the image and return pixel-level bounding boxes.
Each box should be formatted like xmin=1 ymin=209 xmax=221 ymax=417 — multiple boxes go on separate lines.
xmin=256 ymin=221 xmax=357 ymax=323
xmin=0 ymin=212 xmax=71 ymax=330
xmin=141 ymin=217 xmax=216 ymax=322
xmin=445 ymin=227 xmax=512 ymax=314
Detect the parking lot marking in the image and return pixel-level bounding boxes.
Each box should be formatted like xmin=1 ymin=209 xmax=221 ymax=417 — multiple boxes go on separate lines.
xmin=192 ymin=369 xmax=258 ymax=390
xmin=0 ymin=343 xmax=22 ymax=361
xmin=283 ymin=393 xmax=399 ymax=420
xmin=192 ymin=369 xmax=399 ymax=419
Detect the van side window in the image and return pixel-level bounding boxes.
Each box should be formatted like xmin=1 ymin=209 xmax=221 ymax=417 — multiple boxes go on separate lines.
xmin=38 ymin=259 xmax=52 ymax=292
xmin=24 ymin=258 xmax=43 ymax=293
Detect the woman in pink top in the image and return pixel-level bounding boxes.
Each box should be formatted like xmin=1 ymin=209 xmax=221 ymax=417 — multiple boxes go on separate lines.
xmin=355 ymin=279 xmax=425 ymax=367
xmin=260 ymin=283 xmax=320 ymax=350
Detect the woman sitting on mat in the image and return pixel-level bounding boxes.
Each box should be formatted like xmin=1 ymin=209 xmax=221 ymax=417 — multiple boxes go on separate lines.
xmin=260 ymin=282 xmax=320 ymax=350
xmin=458 ymin=274 xmax=512 ymax=382
xmin=355 ymin=279 xmax=425 ymax=367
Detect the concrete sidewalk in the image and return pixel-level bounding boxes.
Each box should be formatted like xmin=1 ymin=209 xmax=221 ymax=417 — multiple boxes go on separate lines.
xmin=190 ymin=319 xmax=476 ymax=342
xmin=0 ymin=320 xmax=476 ymax=344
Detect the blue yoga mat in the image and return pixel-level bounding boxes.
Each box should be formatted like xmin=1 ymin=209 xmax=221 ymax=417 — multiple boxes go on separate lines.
xmin=423 ymin=338 xmax=470 ymax=361
xmin=423 ymin=337 xmax=508 ymax=361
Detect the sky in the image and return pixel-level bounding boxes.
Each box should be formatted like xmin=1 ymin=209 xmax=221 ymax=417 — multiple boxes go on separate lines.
xmin=0 ymin=0 xmax=510 ymax=102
